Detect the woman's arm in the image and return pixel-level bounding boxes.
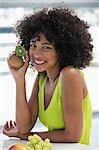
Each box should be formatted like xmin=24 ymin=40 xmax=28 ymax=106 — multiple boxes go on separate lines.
xmin=16 ymin=74 xmax=39 ymax=134
xmin=59 ymin=67 xmax=84 ymax=142
xmin=3 ymin=75 xmax=39 ymax=137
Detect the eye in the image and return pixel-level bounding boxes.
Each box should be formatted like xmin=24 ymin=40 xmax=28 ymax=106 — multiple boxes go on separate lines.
xmin=43 ymin=46 xmax=51 ymax=50
xmin=30 ymin=43 xmax=36 ymax=48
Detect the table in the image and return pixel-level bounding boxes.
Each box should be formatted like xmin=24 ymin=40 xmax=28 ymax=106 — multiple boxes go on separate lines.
xmin=0 ymin=133 xmax=98 ymax=150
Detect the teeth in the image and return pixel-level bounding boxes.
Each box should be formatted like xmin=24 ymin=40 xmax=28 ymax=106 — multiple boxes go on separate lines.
xmin=35 ymin=60 xmax=45 ymax=64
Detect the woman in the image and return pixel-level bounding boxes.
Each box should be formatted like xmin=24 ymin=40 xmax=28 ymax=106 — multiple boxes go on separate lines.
xmin=3 ymin=6 xmax=93 ymax=144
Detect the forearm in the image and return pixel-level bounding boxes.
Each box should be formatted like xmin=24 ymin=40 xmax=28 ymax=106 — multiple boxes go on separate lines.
xmin=18 ymin=129 xmax=80 ymax=143
xmin=15 ymin=78 xmax=32 ymax=133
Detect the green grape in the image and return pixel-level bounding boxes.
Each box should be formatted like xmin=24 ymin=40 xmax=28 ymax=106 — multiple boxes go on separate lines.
xmin=28 ymin=135 xmax=34 ymax=141
xmin=26 ymin=134 xmax=53 ymax=150
xmin=32 ymin=138 xmax=38 ymax=145
xmin=28 ymin=136 xmax=38 ymax=145
xmin=43 ymin=141 xmax=53 ymax=150
xmin=42 ymin=142 xmax=47 ymax=148
xmin=42 ymin=147 xmax=49 ymax=150
xmin=49 ymin=143 xmax=53 ymax=150
xmin=35 ymin=144 xmax=42 ymax=150
xmin=27 ymin=141 xmax=34 ymax=148
xmin=25 ymin=145 xmax=34 ymax=150
xmin=38 ymin=140 xmax=44 ymax=147
xmin=33 ymin=134 xmax=42 ymax=142
xmin=45 ymin=138 xmax=50 ymax=143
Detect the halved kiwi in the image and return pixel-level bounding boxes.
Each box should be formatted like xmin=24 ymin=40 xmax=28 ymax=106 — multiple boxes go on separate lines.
xmin=15 ymin=45 xmax=26 ymax=57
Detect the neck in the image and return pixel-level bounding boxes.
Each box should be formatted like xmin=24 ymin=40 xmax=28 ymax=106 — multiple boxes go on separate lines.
xmin=47 ymin=70 xmax=60 ymax=84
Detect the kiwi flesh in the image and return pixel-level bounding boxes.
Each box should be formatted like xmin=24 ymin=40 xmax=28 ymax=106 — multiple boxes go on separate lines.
xmin=8 ymin=54 xmax=24 ymax=69
xmin=15 ymin=45 xmax=26 ymax=57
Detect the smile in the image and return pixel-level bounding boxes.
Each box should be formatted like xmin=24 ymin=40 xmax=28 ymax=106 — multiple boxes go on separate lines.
xmin=34 ymin=60 xmax=47 ymax=65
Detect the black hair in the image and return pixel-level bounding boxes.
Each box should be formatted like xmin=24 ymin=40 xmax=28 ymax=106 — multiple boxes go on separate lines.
xmin=14 ymin=6 xmax=93 ymax=70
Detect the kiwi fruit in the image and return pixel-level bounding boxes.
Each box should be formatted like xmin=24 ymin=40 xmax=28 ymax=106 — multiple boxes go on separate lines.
xmin=8 ymin=54 xmax=24 ymax=69
xmin=8 ymin=45 xmax=26 ymax=69
xmin=15 ymin=45 xmax=26 ymax=57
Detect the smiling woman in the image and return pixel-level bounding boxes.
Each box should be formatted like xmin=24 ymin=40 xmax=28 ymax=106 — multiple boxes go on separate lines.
xmin=2 ymin=5 xmax=94 ymax=145
xmin=29 ymin=33 xmax=58 ymax=74
xmin=0 ymin=2 xmax=99 ymax=148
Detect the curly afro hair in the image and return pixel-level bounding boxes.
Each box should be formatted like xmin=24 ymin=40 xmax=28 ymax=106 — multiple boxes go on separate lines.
xmin=14 ymin=6 xmax=93 ymax=70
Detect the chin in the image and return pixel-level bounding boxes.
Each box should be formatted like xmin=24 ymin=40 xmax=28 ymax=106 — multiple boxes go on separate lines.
xmin=35 ymin=67 xmax=46 ymax=73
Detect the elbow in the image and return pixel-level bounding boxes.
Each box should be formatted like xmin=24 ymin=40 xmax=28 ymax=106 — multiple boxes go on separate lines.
xmin=70 ymin=135 xmax=81 ymax=143
xmin=64 ymin=129 xmax=82 ymax=143
xmin=71 ymin=128 xmax=83 ymax=143
xmin=70 ymin=131 xmax=81 ymax=143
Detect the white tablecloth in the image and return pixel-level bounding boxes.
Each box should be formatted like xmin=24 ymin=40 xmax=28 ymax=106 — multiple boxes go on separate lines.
xmin=0 ymin=133 xmax=98 ymax=150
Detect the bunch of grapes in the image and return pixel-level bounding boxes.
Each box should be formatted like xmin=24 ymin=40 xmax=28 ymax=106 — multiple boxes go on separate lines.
xmin=25 ymin=134 xmax=53 ymax=150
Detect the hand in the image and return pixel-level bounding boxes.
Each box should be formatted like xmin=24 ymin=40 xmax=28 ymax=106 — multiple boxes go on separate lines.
xmin=3 ymin=120 xmax=20 ymax=138
xmin=7 ymin=51 xmax=29 ymax=81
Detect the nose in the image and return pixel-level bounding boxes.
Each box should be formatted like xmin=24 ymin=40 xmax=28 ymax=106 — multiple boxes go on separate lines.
xmin=34 ymin=48 xmax=42 ymax=58
xmin=29 ymin=47 xmax=42 ymax=58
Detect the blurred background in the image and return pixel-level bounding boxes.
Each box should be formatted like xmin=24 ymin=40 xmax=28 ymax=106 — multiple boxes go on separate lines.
xmin=0 ymin=0 xmax=99 ymax=147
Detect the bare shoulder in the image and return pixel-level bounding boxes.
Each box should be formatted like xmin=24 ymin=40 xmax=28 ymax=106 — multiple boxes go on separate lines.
xmin=60 ymin=67 xmax=87 ymax=99
xmin=60 ymin=67 xmax=82 ymax=82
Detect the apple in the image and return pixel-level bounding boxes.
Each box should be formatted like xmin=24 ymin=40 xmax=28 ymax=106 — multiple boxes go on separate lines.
xmin=8 ymin=143 xmax=27 ymax=150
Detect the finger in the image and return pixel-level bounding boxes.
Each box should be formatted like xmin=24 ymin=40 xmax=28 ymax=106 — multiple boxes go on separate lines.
xmin=4 ymin=121 xmax=9 ymax=129
xmin=14 ymin=121 xmax=16 ymax=126
xmin=10 ymin=120 xmax=13 ymax=127
xmin=24 ymin=55 xmax=30 ymax=67
xmin=8 ymin=120 xmax=13 ymax=128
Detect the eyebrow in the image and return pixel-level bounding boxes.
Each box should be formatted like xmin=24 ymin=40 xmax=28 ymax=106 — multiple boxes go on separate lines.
xmin=42 ymin=42 xmax=52 ymax=45
xmin=30 ymin=41 xmax=52 ymax=45
xmin=30 ymin=40 xmax=53 ymax=46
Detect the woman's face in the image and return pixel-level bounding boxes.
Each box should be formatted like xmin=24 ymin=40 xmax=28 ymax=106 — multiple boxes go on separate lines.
xmin=29 ymin=33 xmax=59 ymax=73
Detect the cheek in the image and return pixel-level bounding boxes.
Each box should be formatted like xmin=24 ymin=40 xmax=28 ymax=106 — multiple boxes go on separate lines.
xmin=51 ymin=53 xmax=58 ymax=62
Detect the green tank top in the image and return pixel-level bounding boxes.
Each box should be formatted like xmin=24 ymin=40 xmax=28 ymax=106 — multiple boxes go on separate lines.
xmin=38 ymin=71 xmax=92 ymax=145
